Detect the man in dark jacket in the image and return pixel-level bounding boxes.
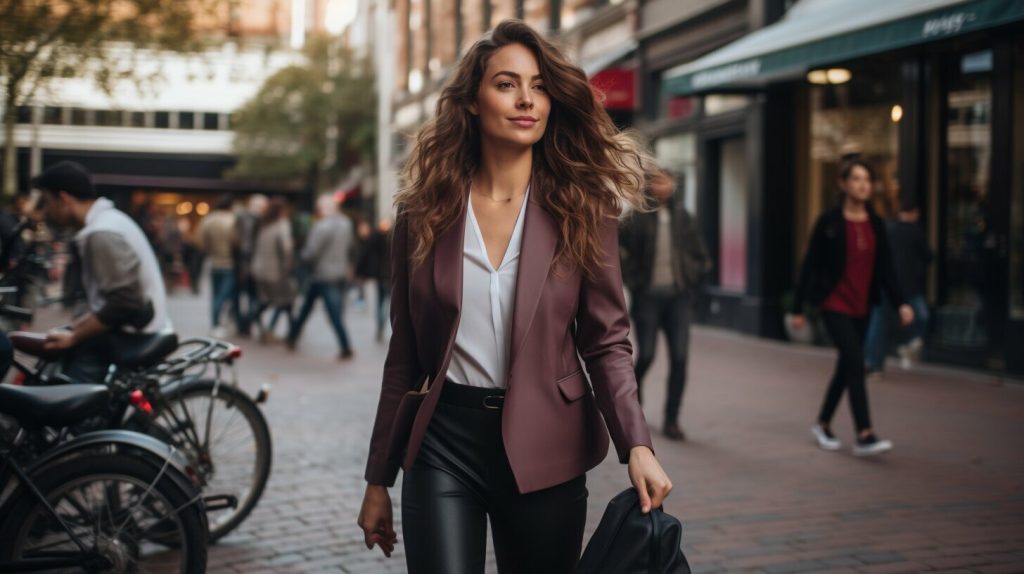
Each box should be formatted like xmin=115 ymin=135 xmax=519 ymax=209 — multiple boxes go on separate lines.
xmin=864 ymin=201 xmax=932 ymax=372
xmin=620 ymin=169 xmax=710 ymax=441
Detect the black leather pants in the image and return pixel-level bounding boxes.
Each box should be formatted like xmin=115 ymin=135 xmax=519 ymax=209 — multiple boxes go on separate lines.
xmin=402 ymin=381 xmax=588 ymax=574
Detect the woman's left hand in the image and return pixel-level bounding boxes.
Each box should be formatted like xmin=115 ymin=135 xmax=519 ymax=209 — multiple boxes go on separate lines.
xmin=627 ymin=446 xmax=673 ymax=513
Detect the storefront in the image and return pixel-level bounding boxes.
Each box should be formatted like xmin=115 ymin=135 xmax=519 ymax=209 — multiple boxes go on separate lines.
xmin=662 ymin=0 xmax=1024 ymax=374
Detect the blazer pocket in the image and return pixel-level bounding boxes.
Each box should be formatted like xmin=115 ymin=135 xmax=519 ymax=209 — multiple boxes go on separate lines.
xmin=557 ymin=369 xmax=587 ymax=402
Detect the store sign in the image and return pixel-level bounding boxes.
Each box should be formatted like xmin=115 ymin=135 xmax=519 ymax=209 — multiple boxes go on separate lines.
xmin=922 ymin=11 xmax=976 ymax=37
xmin=590 ymin=68 xmax=635 ymax=110
xmin=692 ymin=60 xmax=762 ymax=90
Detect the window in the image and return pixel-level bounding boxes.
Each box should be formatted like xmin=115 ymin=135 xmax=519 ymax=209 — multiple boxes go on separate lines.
xmin=178 ymin=111 xmax=195 ymax=129
xmin=15 ymin=106 xmax=33 ymax=124
xmin=718 ymin=137 xmax=748 ymax=292
xmin=203 ymin=112 xmax=220 ymax=130
xmin=806 ymin=58 xmax=902 ymax=223
xmin=94 ymin=110 xmax=122 ymax=126
xmin=654 ymin=132 xmax=697 ymax=214
xmin=128 ymin=111 xmax=146 ymax=127
xmin=1012 ymin=40 xmax=1024 ymax=319
xmin=154 ymin=111 xmax=170 ymax=128
xmin=70 ymin=108 xmax=89 ymax=126
xmin=42 ymin=107 xmax=63 ymax=125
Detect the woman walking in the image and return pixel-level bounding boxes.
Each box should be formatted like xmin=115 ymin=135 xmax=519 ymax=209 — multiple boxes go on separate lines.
xmin=358 ymin=20 xmax=672 ymax=573
xmin=250 ymin=197 xmax=296 ymax=341
xmin=792 ymin=159 xmax=914 ymax=456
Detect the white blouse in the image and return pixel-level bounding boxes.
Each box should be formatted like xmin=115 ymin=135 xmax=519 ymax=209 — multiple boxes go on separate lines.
xmin=445 ymin=190 xmax=530 ymax=389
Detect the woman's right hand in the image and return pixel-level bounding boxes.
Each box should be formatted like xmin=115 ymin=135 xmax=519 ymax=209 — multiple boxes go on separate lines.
xmin=357 ymin=484 xmax=397 ymax=557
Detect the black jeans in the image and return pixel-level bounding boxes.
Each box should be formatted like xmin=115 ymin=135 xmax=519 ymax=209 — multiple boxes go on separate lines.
xmin=631 ymin=287 xmax=692 ymax=424
xmin=402 ymin=381 xmax=588 ymax=574
xmin=819 ymin=311 xmax=873 ymax=432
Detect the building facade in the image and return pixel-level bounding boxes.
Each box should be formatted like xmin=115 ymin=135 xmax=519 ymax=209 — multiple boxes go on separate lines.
xmin=0 ymin=0 xmax=361 ymax=218
xmin=662 ymin=0 xmax=1024 ymax=375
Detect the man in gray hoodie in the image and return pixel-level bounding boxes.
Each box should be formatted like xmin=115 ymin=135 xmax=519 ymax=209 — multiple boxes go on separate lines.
xmin=287 ymin=194 xmax=355 ymax=359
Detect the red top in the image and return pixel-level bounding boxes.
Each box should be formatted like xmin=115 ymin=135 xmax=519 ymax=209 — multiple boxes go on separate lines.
xmin=821 ymin=219 xmax=876 ymax=317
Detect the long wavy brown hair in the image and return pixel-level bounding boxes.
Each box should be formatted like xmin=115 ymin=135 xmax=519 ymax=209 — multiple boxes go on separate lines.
xmin=395 ymin=19 xmax=653 ymax=277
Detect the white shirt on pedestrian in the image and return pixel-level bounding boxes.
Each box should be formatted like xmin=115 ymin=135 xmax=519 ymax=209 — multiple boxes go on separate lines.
xmin=446 ymin=189 xmax=530 ymax=390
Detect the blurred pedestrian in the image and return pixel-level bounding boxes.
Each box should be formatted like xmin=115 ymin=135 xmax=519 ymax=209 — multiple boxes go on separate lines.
xmin=358 ymin=21 xmax=671 ymax=572
xmin=358 ymin=217 xmax=393 ymax=342
xmin=197 ymin=194 xmax=237 ymax=338
xmin=864 ymin=200 xmax=933 ymax=374
xmin=792 ymin=158 xmax=914 ymax=457
xmin=182 ymin=217 xmax=204 ymax=295
xmin=352 ymin=218 xmax=373 ymax=309
xmin=233 ymin=194 xmax=266 ymax=336
xmin=250 ymin=197 xmax=295 ymax=342
xmin=286 ymin=194 xmax=356 ymax=359
xmin=619 ymin=168 xmax=709 ymax=441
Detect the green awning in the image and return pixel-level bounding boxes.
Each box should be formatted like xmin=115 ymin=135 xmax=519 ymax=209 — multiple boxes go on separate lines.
xmin=664 ymin=0 xmax=1024 ymax=96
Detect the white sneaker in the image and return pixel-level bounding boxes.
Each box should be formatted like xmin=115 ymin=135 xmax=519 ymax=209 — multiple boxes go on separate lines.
xmin=853 ymin=435 xmax=893 ymax=457
xmin=211 ymin=326 xmax=228 ymax=339
xmin=812 ymin=425 xmax=841 ymax=451
xmin=897 ymin=345 xmax=912 ymax=370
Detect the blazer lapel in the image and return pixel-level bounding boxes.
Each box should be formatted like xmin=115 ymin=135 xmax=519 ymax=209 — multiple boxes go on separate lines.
xmin=433 ymin=200 xmax=467 ymax=322
xmin=508 ymin=196 xmax=557 ymax=372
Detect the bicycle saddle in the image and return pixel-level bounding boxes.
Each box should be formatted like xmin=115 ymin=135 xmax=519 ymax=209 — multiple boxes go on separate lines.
xmin=114 ymin=331 xmax=179 ymax=369
xmin=0 ymin=383 xmax=109 ymax=428
xmin=8 ymin=330 xmax=180 ymax=369
xmin=8 ymin=331 xmax=62 ymax=361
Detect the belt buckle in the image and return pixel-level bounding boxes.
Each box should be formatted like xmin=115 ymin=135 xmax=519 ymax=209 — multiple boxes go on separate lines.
xmin=482 ymin=395 xmax=504 ymax=410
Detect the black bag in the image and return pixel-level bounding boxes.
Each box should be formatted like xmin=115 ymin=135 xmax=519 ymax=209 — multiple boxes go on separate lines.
xmin=576 ymin=487 xmax=691 ymax=574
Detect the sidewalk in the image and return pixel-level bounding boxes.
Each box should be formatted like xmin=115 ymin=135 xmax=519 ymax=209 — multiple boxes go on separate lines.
xmin=152 ymin=286 xmax=1024 ymax=573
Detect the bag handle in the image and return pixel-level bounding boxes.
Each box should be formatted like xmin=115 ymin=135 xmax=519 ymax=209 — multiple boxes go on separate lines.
xmin=649 ymin=505 xmax=662 ymax=573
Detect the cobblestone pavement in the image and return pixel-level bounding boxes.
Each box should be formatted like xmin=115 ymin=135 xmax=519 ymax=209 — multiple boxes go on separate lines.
xmin=142 ymin=285 xmax=1024 ymax=573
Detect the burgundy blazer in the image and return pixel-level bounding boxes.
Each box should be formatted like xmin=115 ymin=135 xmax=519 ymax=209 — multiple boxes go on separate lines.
xmin=364 ymin=193 xmax=653 ymax=494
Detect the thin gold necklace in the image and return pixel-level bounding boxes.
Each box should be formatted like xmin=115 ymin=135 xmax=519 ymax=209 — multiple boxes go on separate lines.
xmin=471 ymin=188 xmax=522 ymax=204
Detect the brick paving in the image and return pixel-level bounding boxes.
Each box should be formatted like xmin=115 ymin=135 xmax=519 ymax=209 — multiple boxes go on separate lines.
xmin=114 ymin=284 xmax=1024 ymax=572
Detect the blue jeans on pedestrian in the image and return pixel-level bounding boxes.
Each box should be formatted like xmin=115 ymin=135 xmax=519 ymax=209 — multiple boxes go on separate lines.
xmin=864 ymin=303 xmax=888 ymax=372
xmin=210 ymin=267 xmax=236 ymax=328
xmin=288 ymin=280 xmax=352 ymax=354
xmin=903 ymin=294 xmax=930 ymax=342
xmin=864 ymin=294 xmax=930 ymax=371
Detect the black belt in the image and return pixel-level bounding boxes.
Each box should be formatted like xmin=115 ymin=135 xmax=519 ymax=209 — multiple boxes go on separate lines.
xmin=440 ymin=379 xmax=506 ymax=410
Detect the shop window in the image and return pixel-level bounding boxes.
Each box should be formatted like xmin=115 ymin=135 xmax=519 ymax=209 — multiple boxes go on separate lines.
xmin=654 ymin=132 xmax=697 ymax=214
xmin=718 ymin=137 xmax=747 ymax=292
xmin=705 ymin=95 xmax=750 ymax=116
xmin=1009 ymin=41 xmax=1023 ymax=319
xmin=805 ymin=58 xmax=902 ymax=223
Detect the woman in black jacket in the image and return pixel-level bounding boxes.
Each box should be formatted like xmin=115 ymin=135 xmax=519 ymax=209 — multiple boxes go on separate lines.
xmin=792 ymin=159 xmax=913 ymax=456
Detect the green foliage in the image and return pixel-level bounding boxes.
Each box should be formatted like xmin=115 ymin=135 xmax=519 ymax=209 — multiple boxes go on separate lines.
xmin=0 ymin=0 xmax=223 ymax=195
xmin=229 ymin=34 xmax=376 ymax=190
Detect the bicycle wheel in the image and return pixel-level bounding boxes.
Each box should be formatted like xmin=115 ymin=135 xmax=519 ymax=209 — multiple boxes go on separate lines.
xmin=149 ymin=379 xmax=272 ymax=542
xmin=0 ymin=453 xmax=207 ymax=573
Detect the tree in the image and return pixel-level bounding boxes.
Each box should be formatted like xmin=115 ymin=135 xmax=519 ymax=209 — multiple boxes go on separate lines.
xmin=0 ymin=0 xmax=221 ymax=197
xmin=230 ymin=35 xmax=376 ymax=195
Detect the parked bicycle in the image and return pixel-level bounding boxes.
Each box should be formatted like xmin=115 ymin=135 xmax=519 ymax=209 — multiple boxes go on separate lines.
xmin=0 ymin=382 xmax=208 ymax=572
xmin=8 ymin=329 xmax=273 ymax=543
